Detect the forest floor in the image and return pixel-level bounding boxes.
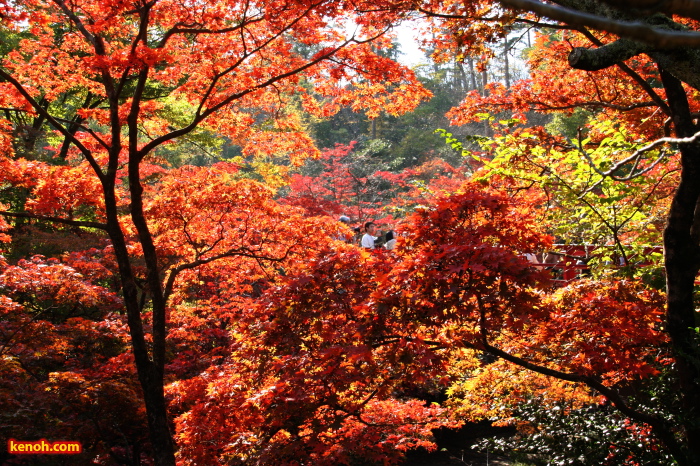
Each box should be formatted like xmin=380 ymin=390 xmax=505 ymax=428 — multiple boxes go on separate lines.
xmin=400 ymin=421 xmax=517 ymax=466
xmin=403 ymin=448 xmax=513 ymax=466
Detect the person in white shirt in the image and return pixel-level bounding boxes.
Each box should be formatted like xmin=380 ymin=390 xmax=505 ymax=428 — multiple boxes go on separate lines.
xmin=361 ymin=222 xmax=378 ymax=249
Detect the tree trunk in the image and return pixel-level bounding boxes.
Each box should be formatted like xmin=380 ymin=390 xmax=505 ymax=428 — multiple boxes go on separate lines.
xmin=139 ymin=369 xmax=175 ymax=466
xmin=467 ymin=57 xmax=479 ymax=93
xmin=503 ymin=36 xmax=511 ymax=89
xmin=456 ymin=61 xmax=469 ymax=93
xmin=659 ymin=67 xmax=700 ymax=466
xmin=102 ymin=176 xmax=176 ymax=466
xmin=482 ymin=67 xmax=490 ymax=135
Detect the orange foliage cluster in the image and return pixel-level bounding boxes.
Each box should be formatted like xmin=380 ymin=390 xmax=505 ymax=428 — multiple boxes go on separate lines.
xmin=0 ymin=0 xmax=680 ymax=464
xmin=0 ymin=162 xmax=673 ymax=464
xmin=447 ymin=30 xmax=675 ymax=141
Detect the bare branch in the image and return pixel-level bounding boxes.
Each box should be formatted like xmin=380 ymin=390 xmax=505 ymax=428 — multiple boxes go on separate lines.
xmin=576 ymin=129 xmax=699 ymax=194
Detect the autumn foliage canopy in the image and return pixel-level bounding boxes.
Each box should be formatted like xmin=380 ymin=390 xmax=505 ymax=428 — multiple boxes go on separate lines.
xmin=0 ymin=0 xmax=696 ymax=465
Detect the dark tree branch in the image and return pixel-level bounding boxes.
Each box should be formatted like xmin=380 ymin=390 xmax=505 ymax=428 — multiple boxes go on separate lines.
xmin=576 ymin=27 xmax=672 ymax=116
xmin=471 ymin=293 xmax=688 ymax=462
xmin=50 ymin=0 xmax=97 ymax=46
xmin=568 ymin=39 xmax=700 ymax=92
xmin=499 ymin=0 xmax=700 ymax=47
xmin=597 ymin=0 xmax=700 ymax=22
xmin=162 ymin=246 xmax=295 ymax=303
xmin=136 ymin=31 xmax=387 ymax=160
xmin=471 ymin=292 xmax=688 ymax=463
xmin=568 ymin=38 xmax=647 ymax=71
xmin=0 ymin=69 xmax=106 ymax=181
xmin=478 ymin=338 xmax=688 ymax=462
xmin=0 ymin=211 xmax=108 ymax=230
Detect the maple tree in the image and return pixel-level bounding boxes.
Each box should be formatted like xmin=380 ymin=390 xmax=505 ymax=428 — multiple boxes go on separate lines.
xmin=0 ymin=0 xmax=433 ymax=463
xmin=3 ymin=0 xmax=700 ymax=464
xmin=407 ymin=1 xmax=700 ymax=463
xmin=216 ymin=179 xmax=675 ymax=464
xmin=166 ymin=181 xmax=544 ymax=465
xmin=447 ymin=118 xmax=675 ymax=278
xmin=284 ymin=141 xmax=389 ymax=221
xmin=168 ymin=240 xmax=456 ymax=465
xmin=0 ymin=251 xmax=154 ymax=463
xmin=380 ymin=184 xmax=683 ymax=463
xmin=284 ymin=141 xmax=470 ymax=227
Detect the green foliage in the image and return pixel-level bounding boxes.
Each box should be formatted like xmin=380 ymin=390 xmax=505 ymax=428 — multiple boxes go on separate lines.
xmin=309 ymin=66 xmax=469 ymax=171
xmin=0 ymin=26 xmax=25 ymax=55
xmin=452 ymin=118 xmax=673 ymax=279
xmin=478 ymin=398 xmax=676 ymax=466
xmin=148 ymin=96 xmax=227 ymax=167
xmin=435 ymin=128 xmax=492 ymax=161
xmin=545 ymin=108 xmax=594 ymax=140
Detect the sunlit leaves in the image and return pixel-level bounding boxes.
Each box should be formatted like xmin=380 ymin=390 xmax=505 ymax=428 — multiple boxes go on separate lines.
xmin=467 ymin=119 xmax=675 ymax=277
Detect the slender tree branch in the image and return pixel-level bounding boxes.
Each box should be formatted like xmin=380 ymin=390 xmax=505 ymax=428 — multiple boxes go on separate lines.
xmin=0 ymin=69 xmax=106 ymax=181
xmin=472 ymin=296 xmax=686 ymax=461
xmin=162 ymin=246 xmax=295 ymax=303
xmin=576 ymin=129 xmax=699 ymax=194
xmin=0 ymin=211 xmax=108 ymax=230
xmin=571 ymin=28 xmax=671 ymax=116
xmin=137 ymin=36 xmax=361 ymax=159
xmin=479 ymin=338 xmax=687 ymax=461
xmin=50 ymin=0 xmax=97 ymax=46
